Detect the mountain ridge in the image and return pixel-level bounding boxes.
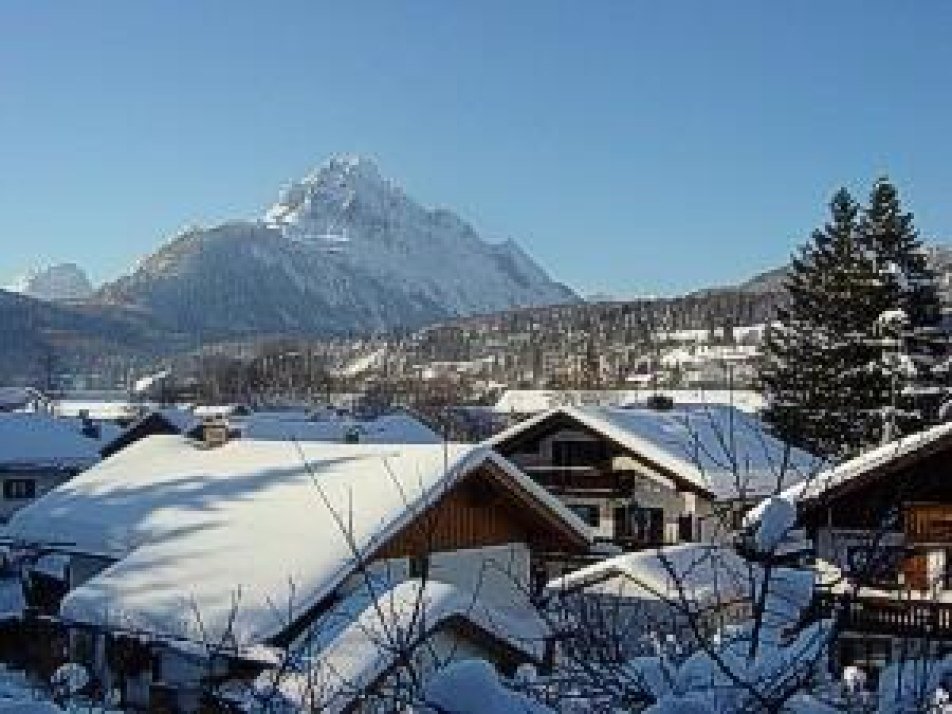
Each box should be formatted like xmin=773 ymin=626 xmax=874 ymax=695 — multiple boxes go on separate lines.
xmin=95 ymin=155 xmax=577 ymax=340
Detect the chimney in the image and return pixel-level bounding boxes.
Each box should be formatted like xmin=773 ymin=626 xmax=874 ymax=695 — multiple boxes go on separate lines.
xmin=201 ymin=418 xmax=229 ymax=448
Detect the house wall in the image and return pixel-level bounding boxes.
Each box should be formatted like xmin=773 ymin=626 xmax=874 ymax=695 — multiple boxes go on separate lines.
xmin=0 ymin=468 xmax=75 ymax=521
xmin=374 ymin=467 xmax=582 ymax=559
xmin=815 ymin=527 xmax=905 ymax=578
xmin=501 ymin=424 xmax=707 ymax=547
xmin=341 ymin=545 xmax=532 ymax=610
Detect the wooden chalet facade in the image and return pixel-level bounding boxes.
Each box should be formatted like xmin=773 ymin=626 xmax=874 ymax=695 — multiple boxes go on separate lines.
xmin=490 ymin=408 xmax=714 ymax=548
xmin=488 ymin=405 xmax=817 ymax=551
xmin=797 ymin=422 xmax=952 ymax=673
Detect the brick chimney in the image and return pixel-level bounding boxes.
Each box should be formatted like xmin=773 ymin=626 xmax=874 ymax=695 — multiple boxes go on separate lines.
xmin=201 ymin=418 xmax=229 ymax=448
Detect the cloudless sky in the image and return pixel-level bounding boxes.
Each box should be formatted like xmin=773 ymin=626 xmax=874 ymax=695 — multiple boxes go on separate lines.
xmin=2 ymin=1 xmax=951 ymax=296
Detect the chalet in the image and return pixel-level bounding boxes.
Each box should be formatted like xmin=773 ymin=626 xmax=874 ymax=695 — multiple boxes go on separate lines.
xmin=488 ymin=404 xmax=821 ymax=549
xmin=757 ymin=421 xmax=952 ymax=675
xmin=0 ymin=413 xmax=99 ymax=521
xmin=99 ymin=408 xmax=202 ymax=458
xmin=5 ymin=435 xmax=591 ymax=712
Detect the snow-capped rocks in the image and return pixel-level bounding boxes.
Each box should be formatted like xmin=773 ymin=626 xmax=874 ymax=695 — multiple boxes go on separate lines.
xmin=97 ymin=155 xmax=576 ymax=339
xmin=9 ymin=263 xmax=93 ymax=302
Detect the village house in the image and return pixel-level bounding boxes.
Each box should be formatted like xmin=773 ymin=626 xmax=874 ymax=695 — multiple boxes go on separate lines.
xmin=4 ymin=433 xmax=591 ymax=712
xmin=99 ymin=408 xmax=203 ymax=458
xmin=0 ymin=413 xmax=100 ymax=521
xmin=756 ymin=421 xmax=952 ymax=676
xmin=488 ymin=404 xmax=821 ymax=550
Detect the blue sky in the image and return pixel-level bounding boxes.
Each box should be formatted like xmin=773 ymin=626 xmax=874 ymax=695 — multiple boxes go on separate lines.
xmin=2 ymin=2 xmax=951 ymax=296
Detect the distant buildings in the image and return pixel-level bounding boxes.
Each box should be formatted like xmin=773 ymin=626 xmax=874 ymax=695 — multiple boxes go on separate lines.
xmin=0 ymin=413 xmax=100 ymax=521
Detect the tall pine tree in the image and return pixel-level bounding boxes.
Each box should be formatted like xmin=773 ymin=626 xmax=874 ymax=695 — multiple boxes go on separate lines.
xmin=760 ymin=188 xmax=886 ymax=457
xmin=859 ymin=177 xmax=945 ymax=435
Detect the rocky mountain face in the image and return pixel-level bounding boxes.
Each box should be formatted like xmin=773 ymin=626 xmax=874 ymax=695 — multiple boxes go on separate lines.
xmin=97 ymin=156 xmax=577 ymax=341
xmin=10 ymin=263 xmax=94 ymax=302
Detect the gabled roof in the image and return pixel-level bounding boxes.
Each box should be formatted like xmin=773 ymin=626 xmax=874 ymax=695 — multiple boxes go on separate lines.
xmin=0 ymin=413 xmax=100 ymax=469
xmin=546 ymin=543 xmax=750 ymax=605
xmin=489 ymin=405 xmax=823 ymax=501
xmin=257 ymin=577 xmax=546 ymax=713
xmin=6 ymin=436 xmax=590 ymax=649
xmin=493 ymin=389 xmax=766 ymax=415
xmin=99 ymin=408 xmax=201 ymax=458
xmin=747 ymin=420 xmax=952 ymax=516
xmin=238 ymin=412 xmax=441 ymax=444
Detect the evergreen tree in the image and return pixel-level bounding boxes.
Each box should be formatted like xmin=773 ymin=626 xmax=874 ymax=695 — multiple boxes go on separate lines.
xmin=858 ymin=177 xmax=946 ymax=435
xmin=760 ymin=188 xmax=885 ymax=457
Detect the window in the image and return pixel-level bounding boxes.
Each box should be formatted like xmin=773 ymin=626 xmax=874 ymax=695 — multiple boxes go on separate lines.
xmin=568 ymin=503 xmax=600 ymax=527
xmin=3 ymin=479 xmax=36 ymax=500
xmin=678 ymin=514 xmax=696 ymax=542
xmin=408 ymin=554 xmax=429 ymax=579
xmin=614 ymin=505 xmax=664 ymax=543
xmin=552 ymin=440 xmax=608 ymax=467
xmin=846 ymin=545 xmax=905 ymax=587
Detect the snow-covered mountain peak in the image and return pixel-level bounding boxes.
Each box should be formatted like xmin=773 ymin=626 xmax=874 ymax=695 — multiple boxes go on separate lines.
xmin=99 ymin=155 xmax=577 ymax=339
xmin=9 ymin=262 xmax=93 ymax=302
xmin=265 ymin=154 xmax=403 ymax=229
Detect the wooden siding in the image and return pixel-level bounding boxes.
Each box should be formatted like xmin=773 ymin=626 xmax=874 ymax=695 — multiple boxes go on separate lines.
xmin=906 ymin=503 xmax=952 ymax=544
xmin=803 ymin=443 xmax=952 ymax=532
xmin=375 ymin=465 xmax=584 ymax=560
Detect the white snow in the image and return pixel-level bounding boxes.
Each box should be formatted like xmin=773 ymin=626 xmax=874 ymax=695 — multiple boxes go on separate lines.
xmin=490 ymin=405 xmax=823 ymax=500
xmin=131 ymin=371 xmax=171 ymax=395
xmin=548 ymin=543 xmax=754 ymax=607
xmin=259 ymin=578 xmax=548 ymax=713
xmin=750 ymin=496 xmax=797 ymax=555
xmin=257 ymin=154 xmax=574 ymax=320
xmin=493 ymin=389 xmax=766 ymax=415
xmin=239 ymin=412 xmax=441 ymax=444
xmin=0 ymin=413 xmax=99 ymax=469
xmin=6 ymin=437 xmax=588 ymax=649
xmin=423 ymin=660 xmax=554 ymax=714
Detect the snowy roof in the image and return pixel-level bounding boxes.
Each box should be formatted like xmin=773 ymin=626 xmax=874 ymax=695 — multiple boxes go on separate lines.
xmin=6 ymin=437 xmax=589 ymax=649
xmin=0 ymin=387 xmax=47 ymax=412
xmin=489 ymin=405 xmax=823 ymax=500
xmin=52 ymin=400 xmax=138 ymax=421
xmin=99 ymin=409 xmax=200 ymax=458
xmin=239 ymin=412 xmax=441 ymax=444
xmin=547 ymin=543 xmax=752 ymax=605
xmin=0 ymin=414 xmax=100 ymax=469
xmin=493 ymin=389 xmax=765 ymax=415
xmin=745 ymin=420 xmax=952 ymax=521
xmin=260 ymin=577 xmax=546 ymax=713
xmin=547 ymin=543 xmax=815 ymax=630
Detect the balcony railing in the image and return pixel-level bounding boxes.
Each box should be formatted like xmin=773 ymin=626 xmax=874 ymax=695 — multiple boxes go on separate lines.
xmin=813 ymin=592 xmax=952 ymax=640
xmin=523 ymin=466 xmax=633 ymax=495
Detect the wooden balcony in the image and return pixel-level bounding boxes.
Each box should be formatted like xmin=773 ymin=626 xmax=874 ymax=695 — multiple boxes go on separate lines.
xmin=905 ymin=503 xmax=952 ymax=544
xmin=813 ymin=592 xmax=952 ymax=640
xmin=523 ymin=466 xmax=633 ymax=496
